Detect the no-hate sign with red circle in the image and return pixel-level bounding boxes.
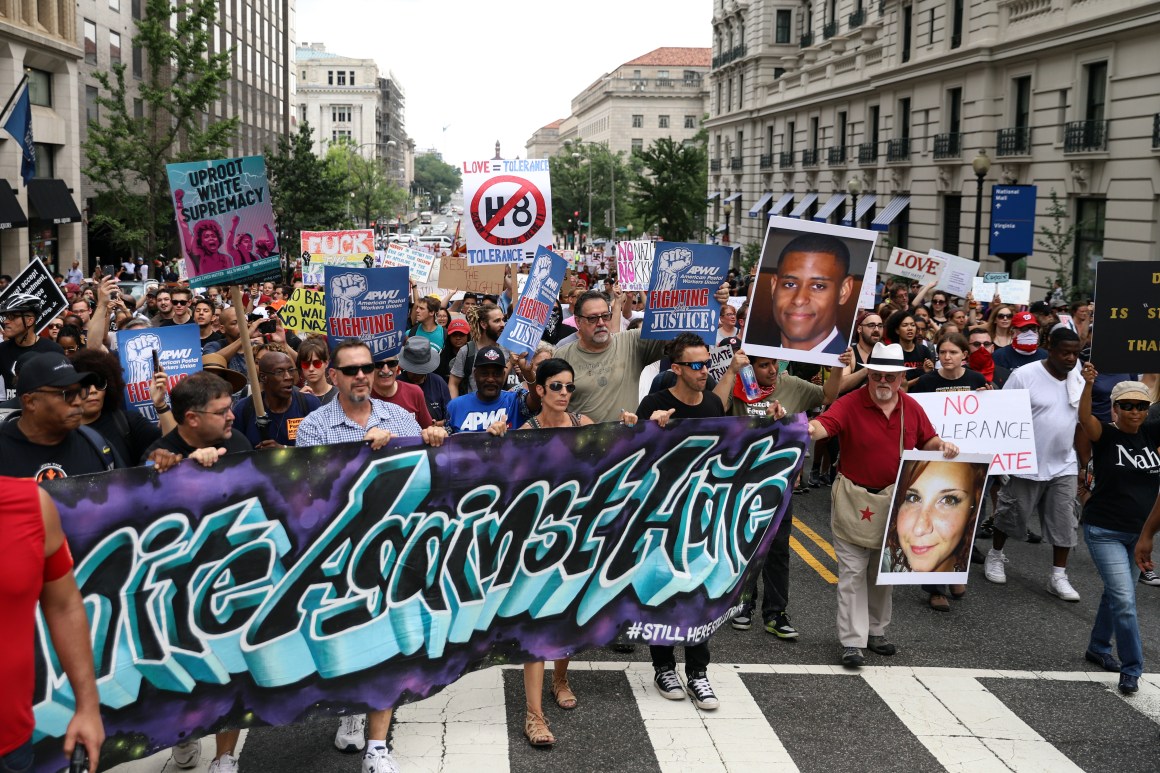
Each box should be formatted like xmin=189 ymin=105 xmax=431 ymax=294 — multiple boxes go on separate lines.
xmin=469 ymin=175 xmax=547 ymax=247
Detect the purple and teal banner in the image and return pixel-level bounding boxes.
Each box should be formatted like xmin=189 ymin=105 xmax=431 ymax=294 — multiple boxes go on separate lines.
xmin=642 ymin=242 xmax=732 ymax=340
xmin=115 ymin=324 xmax=203 ymax=423
xmin=34 ymin=416 xmax=805 ymax=769
xmin=324 ymin=265 xmax=410 ymax=360
xmin=497 ymin=246 xmax=568 ymax=355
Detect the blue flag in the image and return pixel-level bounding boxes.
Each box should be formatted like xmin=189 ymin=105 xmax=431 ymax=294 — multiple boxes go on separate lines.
xmin=3 ymin=80 xmax=35 ymax=185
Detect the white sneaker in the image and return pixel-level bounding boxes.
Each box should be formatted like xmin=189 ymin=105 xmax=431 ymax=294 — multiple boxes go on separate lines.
xmin=1048 ymin=573 xmax=1080 ymax=602
xmin=335 ymin=714 xmax=366 ymax=752
xmin=208 ymin=753 xmax=239 ymax=773
xmin=362 ymin=747 xmax=401 ymax=773
xmin=984 ymin=550 xmax=1008 ymax=584
xmin=171 ymin=739 xmax=201 ymax=769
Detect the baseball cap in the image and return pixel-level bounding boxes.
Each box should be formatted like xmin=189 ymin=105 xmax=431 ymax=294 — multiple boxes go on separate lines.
xmin=16 ymin=353 xmax=99 ymax=395
xmin=720 ymin=336 xmax=742 ymax=352
xmin=1029 ymin=301 xmax=1051 ymax=315
xmin=1011 ymin=311 xmax=1038 ymax=328
xmin=447 ymin=318 xmax=470 ymax=335
xmin=1110 ymin=381 xmax=1151 ymax=404
xmin=472 ymin=344 xmax=506 ymax=370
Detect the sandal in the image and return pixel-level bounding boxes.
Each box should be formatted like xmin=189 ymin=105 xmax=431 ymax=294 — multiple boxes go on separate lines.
xmin=929 ymin=593 xmax=950 ymax=612
xmin=949 ymin=584 xmax=967 ymax=600
xmin=551 ymin=676 xmax=577 ymax=710
xmin=524 ymin=708 xmax=555 ymax=747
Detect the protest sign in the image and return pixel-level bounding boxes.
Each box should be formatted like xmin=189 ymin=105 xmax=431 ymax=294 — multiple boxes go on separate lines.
xmin=32 ymin=416 xmax=805 ymax=770
xmin=876 ymin=451 xmax=992 ymax=586
xmin=279 ymin=287 xmax=326 ymax=334
xmin=983 ymin=272 xmax=1010 ymax=284
xmin=323 ymin=265 xmax=409 ymax=359
xmin=858 ymin=261 xmax=878 ymax=310
xmin=438 ymin=253 xmax=506 ymax=295
xmin=928 ymin=249 xmax=980 ymax=298
xmin=616 ymin=240 xmax=656 ymax=291
xmin=379 ymin=242 xmax=436 ymax=283
xmin=115 ymin=325 xmax=203 ymax=423
xmin=707 ymin=343 xmax=736 ymax=383
xmin=462 ymin=158 xmax=552 ymax=265
xmin=642 ymin=242 xmax=731 ymax=340
xmin=972 ymin=276 xmax=1031 ymax=306
xmin=885 ymin=247 xmax=942 ymax=283
xmin=909 ymin=389 xmax=1038 ymax=475
xmin=167 ymin=156 xmax=282 ymax=285
xmin=498 ymin=246 xmax=568 ymax=355
xmin=0 ymin=256 xmax=67 ymax=334
xmin=1091 ymin=260 xmax=1160 ymax=372
xmin=300 ymin=230 xmax=375 ymax=284
xmin=743 ymin=216 xmax=876 ymax=367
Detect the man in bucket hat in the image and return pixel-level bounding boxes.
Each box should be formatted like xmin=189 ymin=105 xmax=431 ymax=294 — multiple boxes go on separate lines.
xmin=807 ymin=342 xmax=959 ymax=668
xmin=398 ymin=335 xmax=451 ymax=426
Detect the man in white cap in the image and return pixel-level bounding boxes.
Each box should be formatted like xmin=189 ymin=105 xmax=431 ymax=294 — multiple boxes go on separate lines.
xmin=807 ymin=342 xmax=959 ymax=667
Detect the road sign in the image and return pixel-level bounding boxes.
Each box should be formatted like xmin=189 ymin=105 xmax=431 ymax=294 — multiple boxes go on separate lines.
xmin=990 ymin=185 xmax=1036 ymax=256
xmin=462 ymin=159 xmax=552 ymax=265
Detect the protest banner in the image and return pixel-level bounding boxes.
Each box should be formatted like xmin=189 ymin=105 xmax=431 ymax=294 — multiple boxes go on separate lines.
xmin=885 ymin=247 xmax=941 ymax=283
xmin=498 ymin=246 xmax=568 ymax=355
xmin=166 ymin=156 xmax=282 ymax=286
xmin=32 ymin=416 xmax=805 ymax=770
xmin=461 ymin=158 xmax=552 ymax=265
xmin=278 ymin=287 xmax=326 ymax=334
xmin=642 ymin=242 xmax=731 ymax=340
xmin=115 ymin=325 xmax=203 ymax=423
xmin=0 ymin=256 xmax=67 ymax=334
xmin=707 ymin=343 xmax=736 ymax=383
xmin=928 ymin=249 xmax=980 ymax=298
xmin=972 ymin=276 xmax=1031 ymax=306
xmin=909 ymin=389 xmax=1038 ymax=475
xmin=858 ymin=261 xmax=878 ymax=310
xmin=380 ymin=242 xmax=436 ymax=283
xmin=438 ymin=253 xmax=506 ymax=295
xmin=743 ymin=216 xmax=876 ymax=367
xmin=323 ymin=265 xmax=409 ymax=359
xmin=1091 ymin=260 xmax=1160 ymax=372
xmin=876 ymin=451 xmax=992 ymax=585
xmin=300 ymin=229 xmax=375 ymax=284
xmin=616 ymin=240 xmax=656 ymax=291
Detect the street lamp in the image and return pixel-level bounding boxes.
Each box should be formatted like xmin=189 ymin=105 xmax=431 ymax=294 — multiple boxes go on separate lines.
xmin=971 ymin=149 xmax=991 ymax=263
xmin=723 ymin=202 xmax=733 ymax=245
xmin=847 ymin=176 xmax=862 ymax=228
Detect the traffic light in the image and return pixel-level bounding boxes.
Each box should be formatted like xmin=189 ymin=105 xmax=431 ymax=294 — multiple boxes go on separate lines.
xmin=574 ymin=210 xmax=579 ymax=218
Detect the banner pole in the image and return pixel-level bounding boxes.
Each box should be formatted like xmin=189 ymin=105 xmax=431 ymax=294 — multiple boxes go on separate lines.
xmin=230 ymin=284 xmax=266 ymax=417
xmin=0 ymin=73 xmax=28 ymax=126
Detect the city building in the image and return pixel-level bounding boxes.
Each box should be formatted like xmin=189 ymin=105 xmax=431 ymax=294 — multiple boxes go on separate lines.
xmin=525 ymin=118 xmax=565 ymax=159
xmin=295 ymin=42 xmax=407 ymax=189
xmin=706 ymin=0 xmax=1160 ymax=295
xmin=0 ymin=0 xmax=85 ymax=278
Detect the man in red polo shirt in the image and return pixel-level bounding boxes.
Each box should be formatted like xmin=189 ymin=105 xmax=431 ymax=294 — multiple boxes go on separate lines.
xmin=808 ymin=342 xmax=959 ymax=668
xmin=370 ymin=354 xmax=433 ymax=429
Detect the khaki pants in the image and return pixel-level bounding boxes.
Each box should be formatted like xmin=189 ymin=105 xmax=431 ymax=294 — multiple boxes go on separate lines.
xmin=835 ymin=536 xmax=893 ymax=648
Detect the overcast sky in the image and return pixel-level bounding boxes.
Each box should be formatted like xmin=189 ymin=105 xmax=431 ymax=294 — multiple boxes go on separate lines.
xmin=295 ymin=0 xmax=710 ymax=168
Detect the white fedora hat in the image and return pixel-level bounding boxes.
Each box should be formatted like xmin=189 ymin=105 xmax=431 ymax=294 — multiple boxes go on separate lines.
xmin=864 ymin=342 xmax=910 ymax=373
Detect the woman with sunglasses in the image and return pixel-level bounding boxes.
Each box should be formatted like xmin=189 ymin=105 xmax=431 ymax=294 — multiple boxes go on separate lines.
xmin=72 ymin=349 xmax=175 ymax=465
xmin=1077 ymin=368 xmax=1160 ymax=695
xmin=297 ymin=336 xmax=337 ymax=404
xmin=987 ymin=304 xmax=1017 ymax=349
xmin=927 ymin=291 xmax=950 ymax=327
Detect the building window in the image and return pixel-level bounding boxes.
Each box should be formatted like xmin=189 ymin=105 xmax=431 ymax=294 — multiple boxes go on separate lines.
xmin=776 ymin=9 xmax=792 ymax=43
xmin=901 ymin=5 xmax=912 ymax=63
xmin=131 ymin=0 xmax=142 ymax=19
xmin=27 ymin=69 xmax=51 ymax=107
xmin=33 ymin=143 xmax=54 ymax=178
xmin=1073 ymin=197 xmax=1105 ymax=292
xmin=683 ymin=69 xmax=700 ymax=85
xmin=942 ymin=194 xmax=961 ymax=254
xmin=684 ymin=115 xmax=696 ymax=129
xmin=738 ymin=73 xmax=744 ymax=109
xmin=659 ymin=115 xmax=670 ymax=129
xmin=869 ymin=104 xmax=880 ymax=145
xmin=349 ymin=71 xmax=356 ymax=86
xmin=898 ymin=97 xmax=911 ymax=139
xmin=337 ymin=71 xmax=346 ymax=86
xmin=84 ymin=20 xmax=97 ymax=65
xmin=951 ymin=0 xmax=964 ymax=48
xmin=109 ymin=31 xmax=121 ymax=66
xmin=774 ymin=67 xmax=786 ymax=79
xmin=332 ymin=105 xmax=351 ymax=123
xmin=109 ymin=0 xmax=120 ymax=10
xmin=837 ymin=110 xmax=848 ymax=149
xmin=327 ymin=70 xmax=334 ymax=85
xmin=1084 ymin=61 xmax=1107 ymax=123
xmin=1056 ymin=89 xmax=1069 ymax=142
xmin=133 ymin=98 xmax=144 ymax=119
xmin=332 ymin=129 xmax=352 ymax=143
xmin=658 ymin=69 xmax=669 ymax=80
xmin=632 ymin=114 xmax=643 ymax=128
xmin=810 ymin=116 xmax=819 ymax=149
xmin=947 ymin=87 xmax=962 ymax=134
xmin=85 ymin=85 xmax=99 ymax=124
xmin=786 ymin=120 xmax=795 ymax=153
xmin=631 ymin=138 xmax=644 ymax=154
xmin=132 ymin=44 xmax=143 ymax=78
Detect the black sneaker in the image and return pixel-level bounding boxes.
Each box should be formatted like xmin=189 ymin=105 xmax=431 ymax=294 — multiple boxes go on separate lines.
xmin=610 ymin=633 xmax=636 ymax=653
xmin=731 ymin=611 xmax=752 ymax=631
xmin=867 ymin=635 xmax=896 ymax=656
xmin=764 ymin=612 xmax=800 ymax=640
xmin=1140 ymin=570 xmax=1160 ymax=586
xmin=841 ymin=647 xmax=864 ymax=668
xmin=808 ymin=470 xmax=823 ymax=487
xmin=1026 ymin=530 xmax=1043 ymax=544
xmin=685 ymin=672 xmax=720 ymax=710
xmin=653 ymin=668 xmax=685 ymax=701
xmin=1119 ymin=674 xmax=1139 ymax=694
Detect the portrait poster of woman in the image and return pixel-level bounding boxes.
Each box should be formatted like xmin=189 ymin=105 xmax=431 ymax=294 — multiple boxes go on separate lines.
xmin=878 ymin=451 xmax=992 ymax=585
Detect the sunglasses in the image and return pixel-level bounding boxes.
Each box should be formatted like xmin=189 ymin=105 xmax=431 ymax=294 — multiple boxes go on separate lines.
xmin=578 ymin=312 xmax=613 ymax=324
xmin=1115 ymin=401 xmax=1151 ymax=412
xmin=171 ymin=299 xmax=189 ymax=306
xmin=374 ymin=359 xmax=400 ymax=372
xmin=970 ymin=341 xmax=996 ymax=349
xmin=33 ymin=386 xmax=91 ymax=402
xmin=996 ymin=313 xmax=1013 ymax=320
xmin=932 ymin=299 xmax=946 ymax=305
xmin=546 ymin=381 xmax=577 ymax=393
xmin=675 ymin=360 xmax=712 ymax=371
xmin=335 ymin=363 xmax=384 ymax=376
xmin=301 ymin=359 xmax=327 ymax=370
xmin=868 ymin=371 xmax=900 ymax=382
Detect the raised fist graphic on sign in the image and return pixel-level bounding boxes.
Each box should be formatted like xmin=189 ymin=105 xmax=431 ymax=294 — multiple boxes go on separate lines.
xmin=330 ymin=273 xmax=368 ymax=319
xmin=125 ymin=333 xmax=162 ymax=384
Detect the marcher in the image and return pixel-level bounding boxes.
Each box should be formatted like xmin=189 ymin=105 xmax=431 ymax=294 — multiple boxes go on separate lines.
xmin=370 ymin=353 xmax=433 ymax=429
xmin=297 ymin=336 xmax=337 ymax=404
xmin=992 ymin=311 xmax=1046 ymax=371
xmin=1 ymin=293 xmax=64 ymax=400
xmin=397 ymin=336 xmax=451 ymax=426
xmin=233 ymin=349 xmax=321 ymax=447
xmin=446 ymin=345 xmax=532 ymax=434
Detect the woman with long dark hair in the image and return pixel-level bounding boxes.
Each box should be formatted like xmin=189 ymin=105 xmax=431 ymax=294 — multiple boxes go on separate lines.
xmin=884 ymin=309 xmax=934 ymax=388
xmin=71 ymin=349 xmax=176 ymax=464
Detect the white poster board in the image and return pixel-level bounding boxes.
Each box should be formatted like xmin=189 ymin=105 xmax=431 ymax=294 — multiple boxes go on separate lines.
xmin=972 ymin=277 xmax=1032 ymax=306
xmin=616 ymin=240 xmax=655 ymax=291
xmin=885 ymin=247 xmax=942 ymax=283
xmin=858 ymin=261 xmax=878 ymax=310
xmin=928 ymin=249 xmax=980 ymax=298
xmin=909 ymin=389 xmax=1038 ymax=476
xmin=461 ymin=158 xmax=552 ymax=265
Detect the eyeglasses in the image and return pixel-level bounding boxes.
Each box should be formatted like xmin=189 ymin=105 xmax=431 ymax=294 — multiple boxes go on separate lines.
xmin=301 ymin=359 xmax=327 ymax=370
xmin=675 ymin=360 xmax=712 ymax=371
xmin=546 ymin=381 xmax=577 ymax=393
xmin=335 ymin=363 xmax=383 ymax=376
xmin=868 ymin=371 xmax=900 ymax=382
xmin=932 ymin=299 xmax=946 ymax=305
xmin=33 ymin=386 xmax=91 ymax=402
xmin=171 ymin=299 xmax=189 ymax=306
xmin=260 ymin=367 xmax=297 ymax=379
xmin=578 ymin=312 xmax=613 ymax=324
xmin=191 ymin=406 xmax=233 ymax=417
xmin=996 ymin=313 xmax=1013 ymax=320
xmin=861 ymin=322 xmax=883 ymax=328
xmin=970 ymin=340 xmax=996 ymax=349
xmin=46 ymin=323 xmax=63 ymax=331
xmin=1115 ymin=401 xmax=1151 ymax=412
xmin=61 ymin=346 xmax=79 ymax=354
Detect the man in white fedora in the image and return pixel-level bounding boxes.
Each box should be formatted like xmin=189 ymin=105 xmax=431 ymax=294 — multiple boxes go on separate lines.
xmin=807 ymin=342 xmax=960 ymax=667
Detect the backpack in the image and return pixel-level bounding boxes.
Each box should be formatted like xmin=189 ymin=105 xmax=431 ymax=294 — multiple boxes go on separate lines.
xmin=2 ymin=410 xmax=121 ymax=470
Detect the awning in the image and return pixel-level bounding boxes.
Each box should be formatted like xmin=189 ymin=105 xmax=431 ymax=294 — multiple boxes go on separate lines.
xmin=723 ymin=192 xmax=742 ymax=204
xmin=841 ymin=193 xmax=878 ymax=226
xmin=747 ymin=192 xmax=774 ymax=217
xmin=706 ymin=191 xmax=722 ymax=202
xmin=0 ymin=180 xmax=28 ymax=230
xmin=811 ymin=193 xmax=846 ymax=223
xmin=769 ymin=192 xmax=795 ymax=216
xmin=27 ymin=179 xmax=82 ymax=225
xmin=871 ymin=195 xmax=911 ymax=232
xmin=788 ymin=192 xmax=819 ymax=218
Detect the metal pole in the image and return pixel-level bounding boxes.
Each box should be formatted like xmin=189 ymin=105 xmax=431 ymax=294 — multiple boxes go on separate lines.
xmin=973 ymin=173 xmax=984 ymax=262
xmin=610 ymin=149 xmax=616 ymax=242
xmin=586 ymin=156 xmax=593 ymax=250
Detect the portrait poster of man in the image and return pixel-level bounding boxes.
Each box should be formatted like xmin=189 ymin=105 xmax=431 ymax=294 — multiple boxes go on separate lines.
xmin=742 ymin=216 xmax=877 ymax=367
xmin=877 ymin=451 xmax=992 ymax=585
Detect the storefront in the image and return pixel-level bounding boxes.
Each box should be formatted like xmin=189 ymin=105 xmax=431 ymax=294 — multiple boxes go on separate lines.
xmin=0 ymin=179 xmax=29 ymax=269
xmin=26 ymin=178 xmax=82 ymax=276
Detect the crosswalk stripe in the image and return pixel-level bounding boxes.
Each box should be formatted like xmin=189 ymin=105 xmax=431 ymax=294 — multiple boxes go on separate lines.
xmin=789 ymin=535 xmax=837 ymax=584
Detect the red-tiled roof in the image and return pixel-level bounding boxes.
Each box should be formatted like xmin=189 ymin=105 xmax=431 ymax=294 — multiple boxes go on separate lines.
xmin=543 ymin=119 xmax=564 ymax=130
xmin=623 ymin=47 xmax=711 ymax=68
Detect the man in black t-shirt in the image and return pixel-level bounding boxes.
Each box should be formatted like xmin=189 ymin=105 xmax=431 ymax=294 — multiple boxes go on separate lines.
xmin=0 ymin=294 xmax=64 ymax=400
xmin=192 ymin=296 xmax=226 ymax=354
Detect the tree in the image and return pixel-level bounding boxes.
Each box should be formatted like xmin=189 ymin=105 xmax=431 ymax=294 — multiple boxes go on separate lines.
xmin=412 ymin=155 xmax=461 ymax=211
xmin=1036 ymin=188 xmax=1084 ymax=301
xmin=326 ymin=140 xmax=407 ymax=229
xmin=629 ymin=137 xmax=708 ymax=243
xmin=265 ymin=123 xmax=349 ymax=242
xmin=551 ymin=141 xmax=637 ymax=244
xmin=84 ymin=0 xmax=237 ymax=258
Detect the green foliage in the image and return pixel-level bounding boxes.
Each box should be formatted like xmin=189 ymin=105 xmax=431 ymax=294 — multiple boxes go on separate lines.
xmin=83 ymin=0 xmax=237 ymax=258
xmin=326 ymin=140 xmax=407 ymax=229
xmin=740 ymin=241 xmax=762 ymax=274
xmin=413 ymin=155 xmax=462 ymax=210
xmin=628 ymin=137 xmax=708 ymax=243
xmin=265 ymin=123 xmax=349 ymax=243
xmin=550 ymin=141 xmax=636 ymax=243
xmin=1035 ymin=188 xmax=1079 ymax=300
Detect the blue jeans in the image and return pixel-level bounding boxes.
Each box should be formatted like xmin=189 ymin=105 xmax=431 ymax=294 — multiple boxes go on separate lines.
xmin=1084 ymin=524 xmax=1143 ymax=677
xmin=0 ymin=739 xmax=33 ymax=773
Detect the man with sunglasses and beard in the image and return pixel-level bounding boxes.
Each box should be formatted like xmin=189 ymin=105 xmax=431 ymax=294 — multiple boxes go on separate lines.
xmin=293 ymin=338 xmax=446 ymax=773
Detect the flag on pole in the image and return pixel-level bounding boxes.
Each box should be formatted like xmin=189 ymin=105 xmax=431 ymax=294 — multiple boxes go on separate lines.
xmin=2 ymin=78 xmax=35 ymax=185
